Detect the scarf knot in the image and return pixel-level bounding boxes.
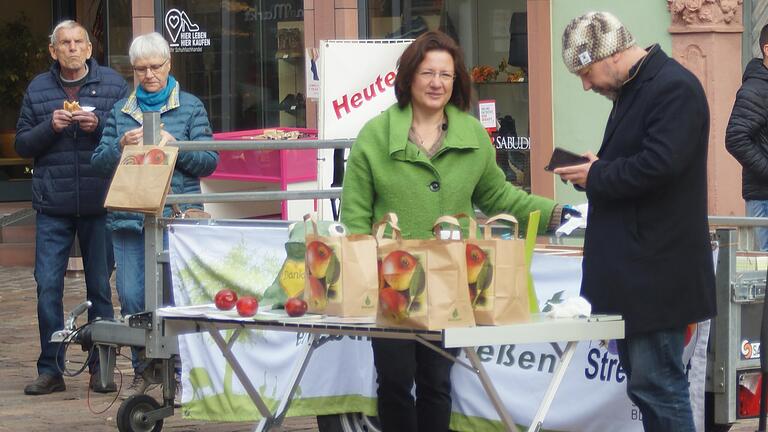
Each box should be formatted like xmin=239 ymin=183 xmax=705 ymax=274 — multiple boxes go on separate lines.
xmin=136 ymin=75 xmax=177 ymax=112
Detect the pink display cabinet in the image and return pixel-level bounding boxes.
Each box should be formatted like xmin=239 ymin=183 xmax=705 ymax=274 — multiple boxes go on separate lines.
xmin=209 ymin=128 xmax=318 ymax=219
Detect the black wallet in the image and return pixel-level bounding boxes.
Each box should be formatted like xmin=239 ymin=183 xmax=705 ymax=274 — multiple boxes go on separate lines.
xmin=544 ymin=147 xmax=590 ymax=171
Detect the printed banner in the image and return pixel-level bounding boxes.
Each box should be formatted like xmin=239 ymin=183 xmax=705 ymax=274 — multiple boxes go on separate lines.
xmin=169 ymin=224 xmax=708 ymax=431
xmin=317 ymin=40 xmax=412 ymax=220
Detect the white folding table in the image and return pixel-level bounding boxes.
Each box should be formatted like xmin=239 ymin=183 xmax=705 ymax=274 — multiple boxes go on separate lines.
xmin=158 ymin=307 xmax=623 ymax=432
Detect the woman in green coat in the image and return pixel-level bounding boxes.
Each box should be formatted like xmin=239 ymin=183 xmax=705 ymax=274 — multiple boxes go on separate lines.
xmin=340 ymin=31 xmax=563 ymax=431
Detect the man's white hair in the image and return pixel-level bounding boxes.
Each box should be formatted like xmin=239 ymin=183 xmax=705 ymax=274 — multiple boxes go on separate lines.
xmin=49 ymin=20 xmax=90 ymax=45
xmin=129 ymin=32 xmax=171 ymax=65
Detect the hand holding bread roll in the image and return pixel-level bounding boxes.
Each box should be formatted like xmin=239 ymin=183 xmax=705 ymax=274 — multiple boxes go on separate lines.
xmin=63 ymin=100 xmax=81 ymax=113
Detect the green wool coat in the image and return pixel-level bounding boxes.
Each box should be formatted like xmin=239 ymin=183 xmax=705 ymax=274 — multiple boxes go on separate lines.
xmin=340 ymin=103 xmax=556 ymax=239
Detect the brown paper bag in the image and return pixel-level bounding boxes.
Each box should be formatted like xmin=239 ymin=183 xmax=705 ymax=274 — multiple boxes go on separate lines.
xmin=375 ymin=213 xmax=475 ymax=330
xmin=303 ymin=213 xmax=378 ymax=317
xmin=104 ymin=138 xmax=178 ymax=215
xmin=466 ymin=214 xmax=530 ymax=325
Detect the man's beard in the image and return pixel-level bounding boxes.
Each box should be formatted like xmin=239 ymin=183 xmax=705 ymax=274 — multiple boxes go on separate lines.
xmin=592 ymin=72 xmax=623 ymax=101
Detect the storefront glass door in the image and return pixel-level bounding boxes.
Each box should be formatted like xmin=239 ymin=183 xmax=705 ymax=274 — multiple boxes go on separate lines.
xmin=159 ymin=0 xmax=306 ymax=133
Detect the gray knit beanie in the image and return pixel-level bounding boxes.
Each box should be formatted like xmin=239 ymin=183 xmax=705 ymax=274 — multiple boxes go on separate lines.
xmin=562 ymin=11 xmax=635 ymax=74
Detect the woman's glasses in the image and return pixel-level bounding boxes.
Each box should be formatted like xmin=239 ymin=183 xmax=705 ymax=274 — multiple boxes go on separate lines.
xmin=133 ymin=59 xmax=169 ymax=76
xmin=417 ymin=70 xmax=455 ymax=83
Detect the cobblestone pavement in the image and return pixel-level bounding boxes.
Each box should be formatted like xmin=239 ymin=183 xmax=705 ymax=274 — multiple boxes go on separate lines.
xmin=0 ymin=265 xmax=763 ymax=432
xmin=0 ymin=266 xmax=318 ymax=432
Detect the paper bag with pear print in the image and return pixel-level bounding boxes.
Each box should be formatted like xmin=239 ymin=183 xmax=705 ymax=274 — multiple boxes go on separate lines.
xmin=374 ymin=213 xmax=475 ymax=330
xmin=303 ymin=213 xmax=378 ymax=317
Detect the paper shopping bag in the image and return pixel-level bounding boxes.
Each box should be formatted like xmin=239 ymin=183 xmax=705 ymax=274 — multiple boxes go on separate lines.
xmin=104 ymin=138 xmax=178 ymax=215
xmin=303 ymin=213 xmax=378 ymax=317
xmin=375 ymin=213 xmax=475 ymax=330
xmin=466 ymin=214 xmax=530 ymax=325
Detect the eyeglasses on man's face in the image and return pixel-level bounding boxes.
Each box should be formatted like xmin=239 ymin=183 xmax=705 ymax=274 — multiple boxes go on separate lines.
xmin=133 ymin=59 xmax=168 ymax=75
xmin=417 ymin=70 xmax=455 ymax=83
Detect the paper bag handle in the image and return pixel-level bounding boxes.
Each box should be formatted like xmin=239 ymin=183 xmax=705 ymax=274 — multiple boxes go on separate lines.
xmin=483 ymin=214 xmax=519 ymax=239
xmin=303 ymin=212 xmax=320 ymax=236
xmin=432 ymin=215 xmax=463 ymax=239
xmin=450 ymin=213 xmax=478 ymax=239
xmin=374 ymin=212 xmax=402 ymax=240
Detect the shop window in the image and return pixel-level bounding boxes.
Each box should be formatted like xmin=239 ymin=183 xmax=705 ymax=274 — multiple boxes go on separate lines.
xmin=160 ymin=0 xmax=305 ymax=133
xmin=365 ymin=0 xmax=531 ymax=192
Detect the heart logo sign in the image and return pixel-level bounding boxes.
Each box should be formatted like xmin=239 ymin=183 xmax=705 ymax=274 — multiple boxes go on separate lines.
xmin=165 ymin=9 xmax=183 ymax=43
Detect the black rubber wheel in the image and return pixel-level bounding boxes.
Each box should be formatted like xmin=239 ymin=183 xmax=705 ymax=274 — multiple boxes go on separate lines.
xmin=317 ymin=413 xmax=381 ymax=432
xmin=117 ymin=394 xmax=164 ymax=432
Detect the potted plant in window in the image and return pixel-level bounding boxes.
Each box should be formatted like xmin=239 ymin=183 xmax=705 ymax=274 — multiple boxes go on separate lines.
xmin=0 ymin=14 xmax=49 ymax=158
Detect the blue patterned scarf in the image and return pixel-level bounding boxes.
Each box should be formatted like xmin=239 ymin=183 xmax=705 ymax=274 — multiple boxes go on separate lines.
xmin=136 ymin=75 xmax=177 ymax=112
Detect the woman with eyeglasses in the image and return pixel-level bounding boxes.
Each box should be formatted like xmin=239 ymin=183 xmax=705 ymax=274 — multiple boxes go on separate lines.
xmin=340 ymin=31 xmax=566 ymax=431
xmin=91 ymin=32 xmax=218 ymax=399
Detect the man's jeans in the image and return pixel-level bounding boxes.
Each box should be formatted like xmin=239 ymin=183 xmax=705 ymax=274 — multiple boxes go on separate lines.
xmin=746 ymin=200 xmax=768 ymax=251
xmin=113 ymin=229 xmax=145 ymax=373
xmin=35 ymin=213 xmax=113 ymax=377
xmin=616 ymin=327 xmax=694 ymax=432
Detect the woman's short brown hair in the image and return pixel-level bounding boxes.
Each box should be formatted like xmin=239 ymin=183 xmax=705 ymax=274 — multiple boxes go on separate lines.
xmin=394 ymin=30 xmax=471 ymax=111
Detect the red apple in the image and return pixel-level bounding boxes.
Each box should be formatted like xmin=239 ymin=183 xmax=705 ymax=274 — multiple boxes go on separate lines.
xmin=379 ymin=288 xmax=408 ymax=320
xmin=381 ymin=250 xmax=418 ymax=291
xmin=466 ymin=244 xmax=487 ymax=284
xmin=306 ymin=241 xmax=334 ymax=278
xmin=214 ymin=288 xmax=238 ymax=310
xmin=236 ymin=296 xmax=259 ymax=317
xmin=144 ymin=148 xmax=167 ymax=165
xmin=285 ymin=297 xmax=308 ymax=317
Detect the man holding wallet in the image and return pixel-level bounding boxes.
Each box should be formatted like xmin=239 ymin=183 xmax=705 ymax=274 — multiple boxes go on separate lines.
xmin=555 ymin=11 xmax=716 ymax=432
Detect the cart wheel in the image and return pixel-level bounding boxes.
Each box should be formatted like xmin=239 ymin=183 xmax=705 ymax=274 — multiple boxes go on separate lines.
xmin=117 ymin=394 xmax=164 ymax=432
xmin=317 ymin=413 xmax=381 ymax=432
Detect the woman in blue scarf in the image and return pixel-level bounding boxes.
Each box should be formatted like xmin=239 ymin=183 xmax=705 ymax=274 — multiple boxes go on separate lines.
xmin=92 ymin=32 xmax=218 ymax=401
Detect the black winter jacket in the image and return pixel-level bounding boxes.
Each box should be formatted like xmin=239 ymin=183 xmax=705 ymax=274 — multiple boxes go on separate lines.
xmin=15 ymin=59 xmax=129 ymax=216
xmin=582 ymin=46 xmax=716 ymax=335
xmin=726 ymin=58 xmax=768 ymax=200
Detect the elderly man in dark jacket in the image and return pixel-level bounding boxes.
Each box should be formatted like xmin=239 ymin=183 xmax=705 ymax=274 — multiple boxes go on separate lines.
xmin=15 ymin=20 xmax=129 ymax=395
xmin=726 ymin=24 xmax=768 ymax=251
xmin=555 ymin=12 xmax=716 ymax=432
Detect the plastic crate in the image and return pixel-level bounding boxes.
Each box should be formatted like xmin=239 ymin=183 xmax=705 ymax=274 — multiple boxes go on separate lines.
xmin=210 ymin=128 xmax=317 ymax=183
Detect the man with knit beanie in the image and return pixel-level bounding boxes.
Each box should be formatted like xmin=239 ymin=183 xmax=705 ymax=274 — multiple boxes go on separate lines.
xmin=555 ymin=11 xmax=716 ymax=432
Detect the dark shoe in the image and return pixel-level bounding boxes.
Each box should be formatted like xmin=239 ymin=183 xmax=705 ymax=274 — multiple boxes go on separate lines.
xmin=90 ymin=371 xmax=117 ymax=393
xmin=24 ymin=374 xmax=65 ymax=395
xmin=120 ymin=373 xmax=148 ymax=400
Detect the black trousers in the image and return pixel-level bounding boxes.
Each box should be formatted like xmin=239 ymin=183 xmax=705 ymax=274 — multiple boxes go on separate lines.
xmin=372 ymin=338 xmax=459 ymax=432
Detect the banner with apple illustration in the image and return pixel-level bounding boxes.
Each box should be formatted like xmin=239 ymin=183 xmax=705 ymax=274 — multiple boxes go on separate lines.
xmin=169 ymin=224 xmax=709 ymax=431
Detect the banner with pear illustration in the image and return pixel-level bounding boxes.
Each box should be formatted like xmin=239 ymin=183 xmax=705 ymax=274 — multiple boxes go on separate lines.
xmin=169 ymin=224 xmax=708 ymax=431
